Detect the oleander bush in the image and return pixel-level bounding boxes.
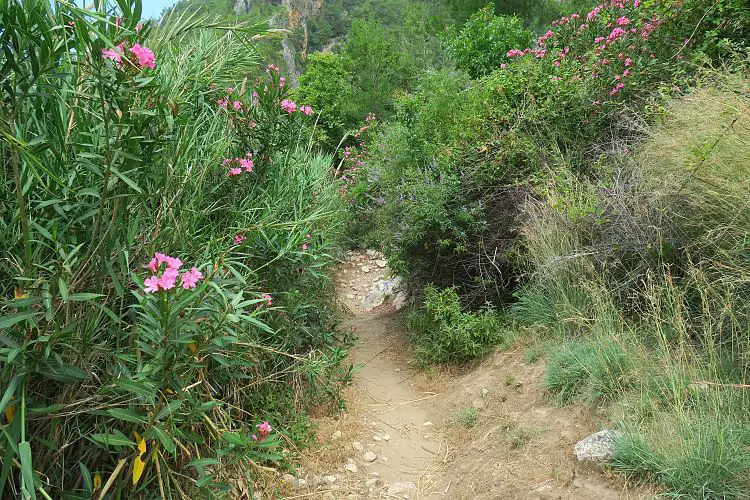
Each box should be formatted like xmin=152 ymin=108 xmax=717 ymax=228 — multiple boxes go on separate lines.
xmin=0 ymin=1 xmax=347 ymax=497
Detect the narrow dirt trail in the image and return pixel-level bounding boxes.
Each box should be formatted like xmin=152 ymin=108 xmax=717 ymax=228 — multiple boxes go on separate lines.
xmin=290 ymin=251 xmax=651 ymax=499
xmin=334 ymin=252 xmax=443 ymax=497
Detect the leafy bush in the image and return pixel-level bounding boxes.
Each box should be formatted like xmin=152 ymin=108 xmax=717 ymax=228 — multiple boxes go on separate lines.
xmin=0 ymin=2 xmax=346 ymax=497
xmin=407 ymin=287 xmax=507 ymax=365
xmin=445 ymin=7 xmax=533 ymax=78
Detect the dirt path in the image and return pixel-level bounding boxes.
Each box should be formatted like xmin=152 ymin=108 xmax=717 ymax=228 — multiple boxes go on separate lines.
xmin=289 ymin=251 xmax=651 ymax=499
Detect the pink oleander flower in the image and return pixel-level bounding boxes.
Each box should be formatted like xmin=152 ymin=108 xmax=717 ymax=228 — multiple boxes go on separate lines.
xmin=234 ymin=234 xmax=247 ymax=245
xmin=144 ymin=276 xmax=160 ymax=293
xmin=146 ymin=256 xmax=159 ymax=273
xmin=617 ymin=16 xmax=631 ymax=26
xmin=633 ymin=0 xmax=640 ymax=6
xmin=227 ymin=167 xmax=242 ymax=176
xmin=129 ymin=43 xmax=155 ymax=69
xmin=251 ymin=121 xmax=257 ymax=128
xmin=623 ymin=69 xmax=631 ymax=77
xmin=506 ymin=49 xmax=525 ymax=58
xmin=300 ymin=105 xmax=313 ymax=116
xmin=624 ymin=57 xmax=633 ymax=66
xmin=232 ymin=100 xmax=242 ymax=110
xmin=239 ymin=158 xmax=253 ymax=172
xmin=305 ymin=233 xmax=312 ymax=240
xmin=253 ymin=421 xmax=273 ymax=443
xmin=302 ymin=243 xmax=309 ymax=251
xmin=180 ymin=267 xmax=203 ymax=289
xmin=160 ymin=267 xmax=179 ymax=290
xmin=608 ymin=27 xmax=627 ymax=42
xmin=610 ymin=82 xmax=625 ymax=95
xmin=281 ymin=99 xmax=297 ymax=113
xmin=262 ymin=293 xmax=272 ymax=306
xmin=217 ymin=98 xmax=228 ymax=108
xmin=101 ymin=47 xmax=123 ymax=64
xmin=279 ymin=76 xmax=285 ymax=88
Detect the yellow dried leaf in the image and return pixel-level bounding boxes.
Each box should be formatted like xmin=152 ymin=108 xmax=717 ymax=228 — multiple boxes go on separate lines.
xmin=133 ymin=431 xmax=142 ymax=443
xmin=132 ymin=455 xmax=146 ymax=485
xmin=93 ymin=472 xmax=102 ymax=490
xmin=165 ymin=387 xmax=175 ymax=395
xmin=137 ymin=437 xmax=147 ymax=456
xmin=187 ymin=342 xmax=197 ymax=354
xmin=14 ymin=288 xmax=26 ymax=299
xmin=4 ymin=405 xmax=15 ymax=424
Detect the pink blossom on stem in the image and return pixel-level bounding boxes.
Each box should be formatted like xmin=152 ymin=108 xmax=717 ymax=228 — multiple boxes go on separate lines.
xmin=232 ymin=100 xmax=242 ymax=110
xmin=129 ymin=43 xmax=156 ymax=69
xmin=180 ymin=267 xmax=203 ymax=289
xmin=144 ymin=276 xmax=160 ymax=293
xmin=262 ymin=293 xmax=273 ymax=306
xmin=234 ymin=234 xmax=247 ymax=245
xmin=281 ymin=99 xmax=297 ymax=113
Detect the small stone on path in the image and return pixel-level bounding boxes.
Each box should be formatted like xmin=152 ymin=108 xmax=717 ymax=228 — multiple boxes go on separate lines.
xmin=361 ymin=266 xmax=371 ymax=273
xmin=351 ymin=441 xmax=363 ymax=451
xmin=382 ymin=434 xmax=391 ymax=441
xmin=343 ymin=462 xmax=358 ymax=473
xmin=387 ymin=482 xmax=416 ymax=495
xmin=365 ymin=477 xmax=380 ymax=488
xmin=363 ymin=451 xmax=378 ymax=462
xmin=423 ymin=421 xmax=433 ymax=426
xmin=331 ymin=430 xmax=342 ymax=440
xmin=574 ymin=429 xmax=621 ymax=461
xmin=375 ymin=259 xmax=387 ymax=268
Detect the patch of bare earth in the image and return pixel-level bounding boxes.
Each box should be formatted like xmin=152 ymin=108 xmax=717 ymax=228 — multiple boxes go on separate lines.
xmin=288 ymin=251 xmax=653 ymax=500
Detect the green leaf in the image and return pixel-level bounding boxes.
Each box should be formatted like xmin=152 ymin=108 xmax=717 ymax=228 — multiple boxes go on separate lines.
xmin=0 ymin=311 xmax=39 ymax=329
xmin=222 ymin=432 xmax=250 ymax=446
xmin=78 ymin=462 xmax=93 ymax=494
xmin=106 ymin=408 xmax=148 ymax=424
xmin=111 ymin=379 xmax=157 ymax=404
xmin=156 ymin=399 xmax=184 ymax=421
xmin=0 ymin=375 xmax=19 ymax=416
xmin=19 ymin=441 xmax=37 ymax=500
xmin=89 ymin=433 xmax=135 ymax=449
xmin=151 ymin=426 xmax=176 ymax=454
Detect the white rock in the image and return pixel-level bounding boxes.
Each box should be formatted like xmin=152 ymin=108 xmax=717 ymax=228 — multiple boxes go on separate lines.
xmin=574 ymin=430 xmax=622 ymax=461
xmin=394 ymin=368 xmax=401 ymax=373
xmin=282 ymin=473 xmax=296 ymax=485
xmin=351 ymin=441 xmax=363 ymax=452
xmin=331 ymin=430 xmax=342 ymax=440
xmin=482 ymin=388 xmax=489 ymax=397
xmin=361 ymin=266 xmax=371 ymax=273
xmin=393 ymin=291 xmax=408 ymax=310
xmin=324 ymin=475 xmax=337 ymax=484
xmin=370 ymin=472 xmax=380 ymax=477
xmin=363 ymin=451 xmax=378 ymax=462
xmin=375 ymin=259 xmax=387 ymax=268
xmin=382 ymin=434 xmax=391 ymax=441
xmin=343 ymin=463 xmax=358 ymax=473
xmin=423 ymin=421 xmax=433 ymax=426
xmin=387 ymin=482 xmax=416 ymax=495
xmin=373 ymin=435 xmax=382 ymax=442
xmin=365 ymin=477 xmax=380 ymax=488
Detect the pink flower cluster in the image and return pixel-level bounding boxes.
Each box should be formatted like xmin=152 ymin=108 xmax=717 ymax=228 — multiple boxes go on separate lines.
xmin=143 ymin=253 xmax=203 ymax=292
xmin=101 ymin=42 xmax=156 ymax=70
xmin=281 ymin=99 xmax=297 ymax=113
xmin=223 ymin=153 xmax=254 ymax=177
xmin=252 ymin=421 xmax=273 ymax=442
xmin=234 ymin=234 xmax=247 ymax=245
xmin=261 ymin=293 xmax=273 ymax=306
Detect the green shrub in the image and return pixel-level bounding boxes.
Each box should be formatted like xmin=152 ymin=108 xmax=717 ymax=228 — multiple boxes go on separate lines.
xmin=407 ymin=287 xmax=507 ymax=365
xmin=0 ymin=3 xmax=346 ymax=497
xmin=458 ymin=407 xmax=478 ymax=428
xmin=444 ymin=7 xmax=533 ymax=78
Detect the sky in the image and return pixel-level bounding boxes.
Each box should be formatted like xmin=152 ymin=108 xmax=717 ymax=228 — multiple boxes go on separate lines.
xmin=141 ymin=0 xmax=177 ymax=19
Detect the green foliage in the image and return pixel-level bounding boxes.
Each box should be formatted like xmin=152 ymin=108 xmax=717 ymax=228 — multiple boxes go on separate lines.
xmin=296 ymin=52 xmax=354 ymax=149
xmin=0 ymin=2 xmax=348 ymax=497
xmin=407 ymin=287 xmax=508 ymax=365
xmin=457 ymin=407 xmax=478 ymax=428
xmin=445 ymin=7 xmax=533 ymax=78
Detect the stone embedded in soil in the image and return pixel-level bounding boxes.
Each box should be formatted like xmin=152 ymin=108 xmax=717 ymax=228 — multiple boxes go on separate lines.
xmin=351 ymin=441 xmax=363 ymax=451
xmin=361 ymin=266 xmax=371 ymax=273
xmin=387 ymin=482 xmax=416 ymax=495
xmin=365 ymin=477 xmax=380 ymax=488
xmin=375 ymin=259 xmax=387 ymax=268
xmin=343 ymin=462 xmax=358 ymax=473
xmin=331 ymin=430 xmax=342 ymax=440
xmin=574 ymin=429 xmax=622 ymax=461
xmin=363 ymin=451 xmax=378 ymax=462
xmin=423 ymin=421 xmax=433 ymax=426
xmin=382 ymin=434 xmax=391 ymax=441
